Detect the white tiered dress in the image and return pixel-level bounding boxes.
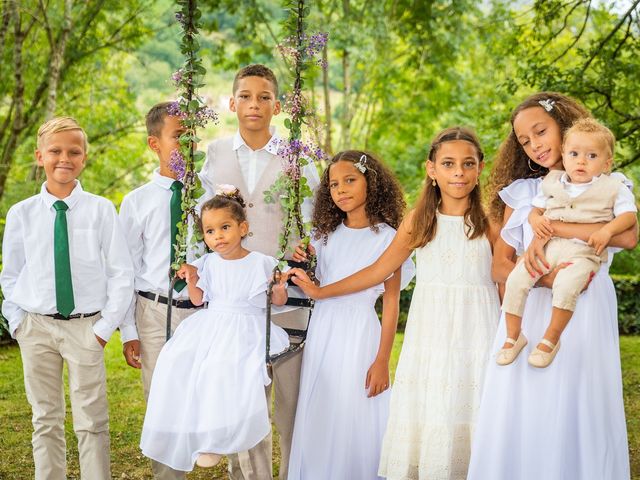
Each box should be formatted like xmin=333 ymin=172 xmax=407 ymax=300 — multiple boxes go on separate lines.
xmin=139 ymin=251 xmax=289 ymax=472
xmin=378 ymin=212 xmax=500 ymax=480
xmin=467 ymin=178 xmax=630 ymax=480
xmin=287 ymin=223 xmax=415 ymax=480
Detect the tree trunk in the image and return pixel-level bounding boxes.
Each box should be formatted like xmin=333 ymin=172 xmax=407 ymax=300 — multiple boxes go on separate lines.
xmin=0 ymin=0 xmax=26 ymax=201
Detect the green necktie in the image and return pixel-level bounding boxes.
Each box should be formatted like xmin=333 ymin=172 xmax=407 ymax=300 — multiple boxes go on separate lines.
xmin=170 ymin=181 xmax=186 ymax=292
xmin=53 ymin=201 xmax=75 ymax=317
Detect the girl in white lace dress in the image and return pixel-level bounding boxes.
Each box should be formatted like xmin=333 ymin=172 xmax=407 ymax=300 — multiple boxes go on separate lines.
xmin=291 ymin=128 xmax=501 ymax=480
xmin=140 ymin=188 xmax=290 ymax=472
xmin=287 ymin=151 xmax=414 ymax=480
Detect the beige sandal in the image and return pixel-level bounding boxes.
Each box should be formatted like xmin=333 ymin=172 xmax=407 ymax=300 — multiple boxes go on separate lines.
xmin=496 ymin=333 xmax=528 ymax=366
xmin=196 ymin=453 xmax=222 ymax=468
xmin=528 ymin=339 xmax=560 ymax=368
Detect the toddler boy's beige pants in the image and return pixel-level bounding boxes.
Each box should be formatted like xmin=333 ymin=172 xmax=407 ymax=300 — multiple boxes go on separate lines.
xmin=503 ymin=238 xmax=604 ymax=316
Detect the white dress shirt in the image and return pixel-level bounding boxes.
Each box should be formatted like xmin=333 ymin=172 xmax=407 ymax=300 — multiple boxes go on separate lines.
xmin=118 ymin=169 xmax=206 ymax=341
xmin=1 ymin=181 xmax=134 ymax=341
xmin=200 ymin=128 xmax=320 ymax=223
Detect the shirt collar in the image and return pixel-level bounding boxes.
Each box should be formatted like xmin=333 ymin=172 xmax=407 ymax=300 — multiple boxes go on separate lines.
xmin=233 ymin=126 xmax=281 ymax=155
xmin=152 ymin=168 xmax=180 ymax=190
xmin=560 ymin=172 xmax=601 ymax=186
xmin=40 ymin=180 xmax=83 ymax=210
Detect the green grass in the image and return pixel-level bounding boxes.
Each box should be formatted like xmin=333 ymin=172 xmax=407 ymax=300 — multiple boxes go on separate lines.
xmin=0 ymin=333 xmax=638 ymax=479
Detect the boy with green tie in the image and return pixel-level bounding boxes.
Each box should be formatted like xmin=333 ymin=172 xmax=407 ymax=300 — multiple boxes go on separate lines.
xmin=119 ymin=102 xmax=206 ymax=479
xmin=0 ymin=117 xmax=134 ymax=479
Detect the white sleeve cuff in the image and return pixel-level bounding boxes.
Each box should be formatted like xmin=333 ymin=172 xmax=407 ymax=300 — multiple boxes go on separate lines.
xmin=119 ymin=324 xmax=139 ymax=343
xmin=92 ymin=317 xmax=117 ymax=342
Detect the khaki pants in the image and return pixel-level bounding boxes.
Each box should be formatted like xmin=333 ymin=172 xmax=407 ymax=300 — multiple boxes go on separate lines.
xmin=503 ymin=238 xmax=604 ymax=316
xmin=136 ymin=294 xmax=199 ymax=480
xmin=15 ymin=312 xmax=110 ymax=480
xmin=228 ymin=309 xmax=307 ymax=480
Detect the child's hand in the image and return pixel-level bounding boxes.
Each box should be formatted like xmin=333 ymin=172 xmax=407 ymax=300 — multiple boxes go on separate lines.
xmin=292 ymin=243 xmax=316 ymax=262
xmin=365 ymin=358 xmax=390 ymax=398
xmin=530 ymin=214 xmax=553 ymax=239
xmin=271 ymin=270 xmax=289 ymax=292
xmin=289 ymin=268 xmax=323 ymax=299
xmin=122 ymin=339 xmax=141 ymax=369
xmin=95 ymin=334 xmax=106 ymax=348
xmin=177 ymin=264 xmax=199 ymax=284
xmin=588 ymin=228 xmax=612 ymax=256
xmin=524 ymin=235 xmax=550 ymax=277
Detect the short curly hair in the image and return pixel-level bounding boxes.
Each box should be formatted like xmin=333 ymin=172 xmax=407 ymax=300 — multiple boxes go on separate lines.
xmin=312 ymin=150 xmax=406 ymax=242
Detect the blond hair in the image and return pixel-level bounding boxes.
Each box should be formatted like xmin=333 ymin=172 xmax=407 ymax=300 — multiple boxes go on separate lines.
xmin=37 ymin=116 xmax=89 ymax=152
xmin=563 ymin=117 xmax=615 ymax=158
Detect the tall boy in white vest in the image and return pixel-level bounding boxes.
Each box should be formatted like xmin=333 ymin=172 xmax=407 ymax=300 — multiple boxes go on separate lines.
xmin=0 ymin=117 xmax=134 ymax=479
xmin=119 ymin=102 xmax=207 ymax=480
xmin=200 ymin=64 xmax=320 ymax=480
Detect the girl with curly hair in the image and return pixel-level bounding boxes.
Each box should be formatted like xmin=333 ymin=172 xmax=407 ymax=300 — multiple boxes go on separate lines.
xmin=140 ymin=188 xmax=291 ymax=472
xmin=287 ymin=150 xmax=415 ymax=479
xmin=468 ymin=93 xmax=637 ymax=480
xmin=290 ymin=128 xmax=501 ymax=479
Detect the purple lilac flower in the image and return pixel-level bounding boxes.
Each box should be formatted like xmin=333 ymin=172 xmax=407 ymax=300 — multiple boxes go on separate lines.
xmin=171 ymin=69 xmax=184 ymax=86
xmin=169 ymin=149 xmax=186 ymax=181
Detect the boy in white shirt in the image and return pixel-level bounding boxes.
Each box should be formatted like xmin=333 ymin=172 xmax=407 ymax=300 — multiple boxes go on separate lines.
xmin=119 ymin=102 xmax=206 ymax=480
xmin=0 ymin=117 xmax=134 ymax=479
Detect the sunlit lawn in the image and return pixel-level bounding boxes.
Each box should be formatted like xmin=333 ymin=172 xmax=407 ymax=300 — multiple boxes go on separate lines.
xmin=0 ymin=333 xmax=638 ymax=479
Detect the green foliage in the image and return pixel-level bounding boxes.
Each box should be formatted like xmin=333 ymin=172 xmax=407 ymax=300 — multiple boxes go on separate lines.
xmin=613 ymin=274 xmax=640 ymax=335
xmin=170 ymin=0 xmax=218 ymax=272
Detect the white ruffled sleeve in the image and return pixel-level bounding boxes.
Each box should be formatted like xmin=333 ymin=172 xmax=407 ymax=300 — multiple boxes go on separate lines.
xmin=498 ymin=178 xmax=542 ymax=255
xmin=247 ymin=254 xmax=293 ymax=311
xmin=192 ymin=254 xmax=212 ymax=302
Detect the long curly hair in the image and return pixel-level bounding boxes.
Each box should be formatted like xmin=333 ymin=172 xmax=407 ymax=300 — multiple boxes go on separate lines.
xmin=408 ymin=126 xmax=488 ymax=249
xmin=312 ymin=150 xmax=405 ymax=242
xmin=488 ymin=92 xmax=591 ymax=223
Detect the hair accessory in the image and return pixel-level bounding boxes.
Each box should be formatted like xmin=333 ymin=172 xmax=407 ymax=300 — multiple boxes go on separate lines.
xmin=538 ymin=99 xmax=555 ymax=112
xmin=354 ymin=154 xmax=368 ymax=173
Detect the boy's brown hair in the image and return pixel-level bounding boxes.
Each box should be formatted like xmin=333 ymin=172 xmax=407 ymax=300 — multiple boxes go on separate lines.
xmin=563 ymin=117 xmax=615 ymax=158
xmin=37 ymin=116 xmax=89 ymax=152
xmin=232 ymin=64 xmax=279 ymax=97
xmin=146 ymin=102 xmax=174 ymax=137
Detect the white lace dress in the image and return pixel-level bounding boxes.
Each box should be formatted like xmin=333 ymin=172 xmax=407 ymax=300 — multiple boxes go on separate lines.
xmin=287 ymin=223 xmax=415 ymax=480
xmin=139 ymin=251 xmax=289 ymax=472
xmin=467 ymin=178 xmax=631 ymax=480
xmin=378 ymin=212 xmax=500 ymax=480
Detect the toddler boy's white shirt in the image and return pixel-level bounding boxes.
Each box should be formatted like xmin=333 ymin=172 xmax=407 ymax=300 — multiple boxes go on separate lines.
xmin=0 ymin=181 xmax=134 ymax=340
xmin=118 ymin=168 xmax=207 ymax=342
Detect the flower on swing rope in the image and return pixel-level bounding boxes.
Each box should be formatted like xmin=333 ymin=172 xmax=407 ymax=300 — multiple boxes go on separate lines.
xmin=169 ymin=149 xmax=186 ymax=181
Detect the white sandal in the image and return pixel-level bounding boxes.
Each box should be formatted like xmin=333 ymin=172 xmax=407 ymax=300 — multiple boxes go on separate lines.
xmin=528 ymin=339 xmax=560 ymax=368
xmin=496 ymin=333 xmax=528 ymax=366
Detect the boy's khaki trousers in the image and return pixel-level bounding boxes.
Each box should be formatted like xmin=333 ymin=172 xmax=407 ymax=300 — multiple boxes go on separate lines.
xmin=136 ymin=294 xmax=197 ymax=480
xmin=16 ymin=312 xmax=110 ymax=480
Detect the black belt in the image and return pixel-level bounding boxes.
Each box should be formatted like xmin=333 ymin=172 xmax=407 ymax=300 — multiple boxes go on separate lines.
xmin=45 ymin=311 xmax=100 ymax=320
xmin=138 ymin=291 xmax=200 ymax=309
